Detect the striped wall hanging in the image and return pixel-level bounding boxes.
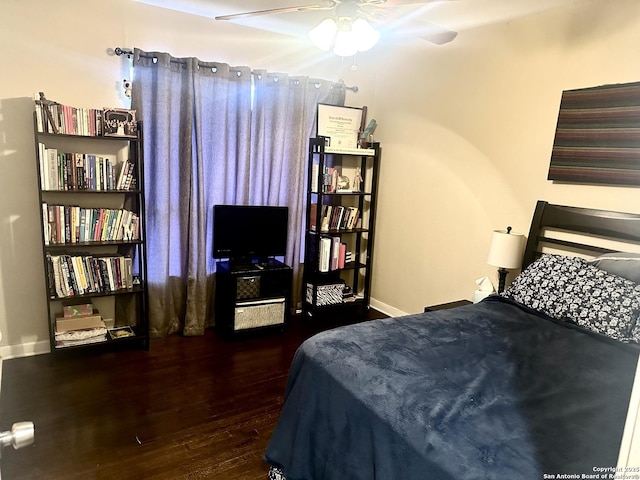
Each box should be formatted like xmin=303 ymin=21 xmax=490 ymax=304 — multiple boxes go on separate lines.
xmin=548 ymin=81 xmax=640 ymax=186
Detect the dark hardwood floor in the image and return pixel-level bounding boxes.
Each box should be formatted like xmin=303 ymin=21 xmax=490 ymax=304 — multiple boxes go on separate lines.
xmin=0 ymin=309 xmax=387 ymax=480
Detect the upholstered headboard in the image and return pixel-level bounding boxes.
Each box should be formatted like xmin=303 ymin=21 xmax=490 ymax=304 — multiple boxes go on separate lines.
xmin=522 ymin=201 xmax=640 ymax=269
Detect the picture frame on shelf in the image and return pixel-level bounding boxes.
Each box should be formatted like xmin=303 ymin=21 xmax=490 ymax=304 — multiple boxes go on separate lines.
xmin=103 ymin=108 xmax=137 ymax=138
xmin=317 ymin=104 xmax=363 ymax=149
xmin=108 ymin=326 xmax=135 ymax=340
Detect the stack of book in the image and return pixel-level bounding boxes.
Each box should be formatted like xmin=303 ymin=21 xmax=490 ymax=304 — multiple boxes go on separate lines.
xmin=309 ymin=204 xmax=360 ymax=232
xmin=318 ymin=236 xmax=349 ymax=272
xmin=54 ymin=302 xmax=107 ymax=348
xmin=41 ymin=204 xmax=139 ymax=245
xmin=46 ymin=253 xmax=133 ymax=298
xmin=34 ymin=94 xmax=137 ymax=138
xmin=36 ymin=145 xmax=135 ymax=192
xmin=35 ymin=100 xmax=104 ymax=136
xmin=42 ymin=202 xmax=140 ymax=245
xmin=322 ymin=166 xmax=339 ymax=193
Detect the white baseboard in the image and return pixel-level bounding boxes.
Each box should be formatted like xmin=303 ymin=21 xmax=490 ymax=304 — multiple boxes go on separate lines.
xmin=0 ymin=343 xmax=51 ymax=400
xmin=0 ymin=340 xmax=50 ymax=361
xmin=369 ymin=297 xmax=409 ymax=318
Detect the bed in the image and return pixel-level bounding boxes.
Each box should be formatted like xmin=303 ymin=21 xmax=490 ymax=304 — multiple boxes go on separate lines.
xmin=265 ymin=201 xmax=640 ymax=480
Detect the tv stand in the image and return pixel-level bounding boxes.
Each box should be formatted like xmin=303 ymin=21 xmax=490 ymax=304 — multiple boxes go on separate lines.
xmin=215 ymin=259 xmax=292 ymax=337
xmin=227 ymin=257 xmax=276 ymax=271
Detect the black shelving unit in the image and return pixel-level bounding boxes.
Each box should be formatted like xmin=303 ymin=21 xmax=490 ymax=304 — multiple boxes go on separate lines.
xmin=303 ymin=138 xmax=381 ymax=316
xmin=214 ymin=258 xmax=293 ymax=337
xmin=33 ymin=112 xmax=148 ymax=352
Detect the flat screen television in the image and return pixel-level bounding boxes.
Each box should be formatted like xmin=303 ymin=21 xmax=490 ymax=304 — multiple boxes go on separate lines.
xmin=213 ymin=205 xmax=289 ymax=262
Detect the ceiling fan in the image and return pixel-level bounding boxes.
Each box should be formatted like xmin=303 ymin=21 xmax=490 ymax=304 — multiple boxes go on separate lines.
xmin=214 ymin=0 xmax=459 ymax=55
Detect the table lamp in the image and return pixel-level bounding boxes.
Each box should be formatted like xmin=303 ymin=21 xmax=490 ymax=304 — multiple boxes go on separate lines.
xmin=487 ymin=226 xmax=524 ymax=293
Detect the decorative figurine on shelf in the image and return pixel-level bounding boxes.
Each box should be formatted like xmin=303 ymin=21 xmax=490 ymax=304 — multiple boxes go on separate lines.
xmin=37 ymin=92 xmax=60 ymax=134
xmin=337 ymin=175 xmax=350 ymax=191
xmin=353 ymin=168 xmax=362 ymax=192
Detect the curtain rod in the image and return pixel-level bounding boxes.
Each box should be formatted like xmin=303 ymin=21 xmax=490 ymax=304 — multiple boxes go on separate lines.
xmin=113 ymin=47 xmax=359 ymax=92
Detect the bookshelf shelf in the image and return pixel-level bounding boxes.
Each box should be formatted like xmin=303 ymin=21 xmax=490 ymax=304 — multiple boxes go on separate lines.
xmin=41 ymin=189 xmax=143 ymax=194
xmin=33 ymin=109 xmax=149 ymax=352
xmin=303 ymin=137 xmax=381 ymax=316
xmin=309 ymin=227 xmax=369 ymax=235
xmin=37 ymin=132 xmax=134 ymax=141
xmin=48 ymin=286 xmax=146 ymax=301
xmin=319 ymin=191 xmax=373 ymax=196
xmin=44 ymin=240 xmax=144 ymax=249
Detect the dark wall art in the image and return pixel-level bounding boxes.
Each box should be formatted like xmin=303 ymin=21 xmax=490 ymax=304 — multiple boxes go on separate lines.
xmin=548 ymin=81 xmax=640 ymax=186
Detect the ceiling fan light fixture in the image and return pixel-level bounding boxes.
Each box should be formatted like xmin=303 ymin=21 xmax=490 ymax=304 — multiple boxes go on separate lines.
xmin=333 ymin=17 xmax=358 ymax=57
xmin=308 ymin=18 xmax=337 ymax=51
xmin=309 ymin=15 xmax=379 ymax=57
xmin=352 ymin=18 xmax=380 ymax=52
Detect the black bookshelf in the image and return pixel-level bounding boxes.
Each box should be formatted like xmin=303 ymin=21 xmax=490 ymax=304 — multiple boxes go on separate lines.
xmin=302 ymin=138 xmax=381 ymax=316
xmin=33 ymin=110 xmax=149 ymax=352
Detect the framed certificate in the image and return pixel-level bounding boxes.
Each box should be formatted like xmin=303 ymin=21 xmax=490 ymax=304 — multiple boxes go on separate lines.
xmin=317 ymin=104 xmax=363 ymax=149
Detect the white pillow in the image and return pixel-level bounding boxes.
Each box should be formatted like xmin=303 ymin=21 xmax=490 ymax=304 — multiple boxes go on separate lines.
xmin=587 ymin=252 xmax=640 ymax=284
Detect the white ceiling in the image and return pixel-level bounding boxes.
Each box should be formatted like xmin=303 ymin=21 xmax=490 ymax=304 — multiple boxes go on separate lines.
xmin=133 ymin=0 xmax=587 ymax=43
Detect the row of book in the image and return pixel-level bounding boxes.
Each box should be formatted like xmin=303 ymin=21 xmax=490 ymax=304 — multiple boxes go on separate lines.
xmin=321 ymin=166 xmax=339 ymax=193
xmin=46 ymin=253 xmax=134 ymax=298
xmin=37 ymin=144 xmax=136 ymax=191
xmin=35 ymin=98 xmax=104 ymax=137
xmin=310 ymin=204 xmax=360 ymax=232
xmin=311 ymin=165 xmax=345 ymax=194
xmin=318 ymin=236 xmax=354 ymax=272
xmin=35 ymin=94 xmax=138 ymax=138
xmin=42 ymin=203 xmax=140 ymax=245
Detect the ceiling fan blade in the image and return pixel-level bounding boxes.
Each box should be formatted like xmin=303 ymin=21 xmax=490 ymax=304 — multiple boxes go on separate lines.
xmin=358 ymin=7 xmax=390 ymax=23
xmin=361 ymin=4 xmax=458 ymax=45
xmin=378 ymin=0 xmax=457 ymax=5
xmin=215 ymin=2 xmax=336 ymax=21
xmin=420 ymin=22 xmax=458 ymax=44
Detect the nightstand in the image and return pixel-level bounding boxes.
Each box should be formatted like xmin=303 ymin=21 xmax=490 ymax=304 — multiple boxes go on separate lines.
xmin=424 ymin=299 xmax=472 ymax=313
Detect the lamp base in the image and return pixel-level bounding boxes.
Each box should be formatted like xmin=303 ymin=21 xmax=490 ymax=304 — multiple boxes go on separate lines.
xmin=497 ymin=267 xmax=508 ymax=294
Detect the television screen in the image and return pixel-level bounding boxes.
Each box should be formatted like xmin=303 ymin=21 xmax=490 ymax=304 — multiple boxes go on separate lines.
xmin=213 ymin=205 xmax=289 ymax=260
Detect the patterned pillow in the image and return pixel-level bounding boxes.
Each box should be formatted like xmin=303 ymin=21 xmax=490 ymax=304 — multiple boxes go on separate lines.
xmin=503 ymin=254 xmax=640 ymax=343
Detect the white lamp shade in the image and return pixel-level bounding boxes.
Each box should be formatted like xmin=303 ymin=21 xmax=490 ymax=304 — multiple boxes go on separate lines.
xmin=308 ymin=18 xmax=337 ymax=51
xmin=487 ymin=229 xmax=524 ymax=269
xmin=352 ymin=18 xmax=380 ymax=52
xmin=333 ymin=28 xmax=358 ymax=56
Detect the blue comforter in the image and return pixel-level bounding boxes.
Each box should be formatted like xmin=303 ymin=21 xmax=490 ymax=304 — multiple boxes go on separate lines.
xmin=265 ymin=296 xmax=639 ymax=480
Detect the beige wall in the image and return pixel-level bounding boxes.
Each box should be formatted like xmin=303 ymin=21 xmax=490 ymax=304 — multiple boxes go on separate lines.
xmin=355 ymin=0 xmax=640 ymax=315
xmin=0 ymin=0 xmax=353 ymax=356
xmin=0 ymin=0 xmax=639 ymax=355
